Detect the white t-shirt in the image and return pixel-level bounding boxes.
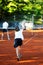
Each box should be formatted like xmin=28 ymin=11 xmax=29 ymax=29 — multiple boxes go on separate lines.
xmin=2 ymin=22 xmax=8 ymax=29
xmin=15 ymin=29 xmax=24 ymax=40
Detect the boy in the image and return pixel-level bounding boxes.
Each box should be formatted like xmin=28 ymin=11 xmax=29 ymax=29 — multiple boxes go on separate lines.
xmin=1 ymin=21 xmax=10 ymax=40
xmin=14 ymin=26 xmax=24 ymax=61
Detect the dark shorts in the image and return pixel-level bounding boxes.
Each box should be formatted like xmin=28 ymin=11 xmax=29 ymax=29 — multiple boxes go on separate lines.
xmin=2 ymin=29 xmax=8 ymax=32
xmin=14 ymin=38 xmax=22 ymax=48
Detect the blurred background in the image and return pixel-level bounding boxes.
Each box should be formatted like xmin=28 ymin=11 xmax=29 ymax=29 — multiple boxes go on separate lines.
xmin=0 ymin=0 xmax=43 ymax=29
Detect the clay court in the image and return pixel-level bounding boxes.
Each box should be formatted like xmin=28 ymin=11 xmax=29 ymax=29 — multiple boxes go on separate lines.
xmin=0 ymin=30 xmax=43 ymax=65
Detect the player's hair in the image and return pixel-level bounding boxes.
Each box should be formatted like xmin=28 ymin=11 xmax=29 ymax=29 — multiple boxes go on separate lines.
xmin=15 ymin=26 xmax=20 ymax=31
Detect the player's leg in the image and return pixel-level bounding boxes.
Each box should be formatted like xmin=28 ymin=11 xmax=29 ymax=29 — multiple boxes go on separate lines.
xmin=16 ymin=46 xmax=20 ymax=61
xmin=7 ymin=30 xmax=10 ymax=40
xmin=1 ymin=29 xmax=4 ymax=40
xmin=16 ymin=46 xmax=22 ymax=61
xmin=1 ymin=32 xmax=4 ymax=40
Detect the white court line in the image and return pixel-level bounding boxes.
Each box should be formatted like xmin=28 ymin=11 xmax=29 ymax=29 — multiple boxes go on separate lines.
xmin=23 ymin=34 xmax=37 ymax=45
xmin=0 ymin=40 xmax=7 ymax=41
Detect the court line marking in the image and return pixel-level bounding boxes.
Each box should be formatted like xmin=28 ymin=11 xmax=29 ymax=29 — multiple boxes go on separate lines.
xmin=18 ymin=59 xmax=37 ymax=63
xmin=23 ymin=34 xmax=37 ymax=45
xmin=0 ymin=40 xmax=7 ymax=41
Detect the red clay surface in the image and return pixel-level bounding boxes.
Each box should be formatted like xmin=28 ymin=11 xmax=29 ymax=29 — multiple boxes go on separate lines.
xmin=0 ymin=30 xmax=43 ymax=65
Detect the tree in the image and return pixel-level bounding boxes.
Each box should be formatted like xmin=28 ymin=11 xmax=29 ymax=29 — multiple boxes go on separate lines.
xmin=0 ymin=0 xmax=43 ymax=22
